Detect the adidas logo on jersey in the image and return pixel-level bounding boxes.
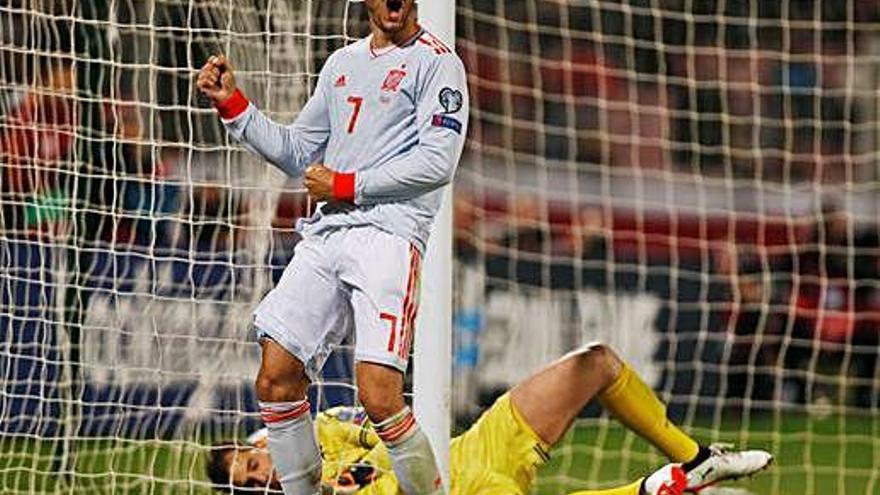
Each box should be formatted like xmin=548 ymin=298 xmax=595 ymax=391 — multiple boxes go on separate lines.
xmin=335 ymin=75 xmax=347 ymax=87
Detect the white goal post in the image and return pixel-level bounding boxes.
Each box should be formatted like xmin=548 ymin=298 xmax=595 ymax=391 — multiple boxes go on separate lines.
xmin=414 ymin=1 xmax=455 ymax=488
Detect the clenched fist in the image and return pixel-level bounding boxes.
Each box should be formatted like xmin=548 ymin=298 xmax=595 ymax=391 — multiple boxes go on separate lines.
xmin=197 ymin=55 xmax=236 ymax=105
xmin=304 ymin=165 xmax=355 ymax=203
xmin=304 ymin=165 xmax=336 ymax=202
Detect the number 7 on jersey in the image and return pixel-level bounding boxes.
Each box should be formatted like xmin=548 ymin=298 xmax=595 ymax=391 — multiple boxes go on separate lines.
xmin=346 ymin=95 xmax=363 ymax=134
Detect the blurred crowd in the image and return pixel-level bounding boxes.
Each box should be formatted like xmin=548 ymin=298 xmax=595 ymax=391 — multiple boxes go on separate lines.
xmin=715 ymin=203 xmax=879 ymax=409
xmin=0 ymin=56 xmax=174 ymax=245
xmin=6 ymin=0 xmax=880 ymax=238
xmin=452 ymin=0 xmax=880 ymax=412
xmin=454 ymin=191 xmax=880 ymax=410
xmin=0 ymin=3 xmax=260 ymax=252
xmin=460 ymin=0 xmax=880 ymax=183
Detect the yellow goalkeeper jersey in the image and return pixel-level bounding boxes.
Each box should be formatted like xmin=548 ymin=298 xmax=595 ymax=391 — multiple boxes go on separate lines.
xmin=305 ymin=393 xmax=550 ymax=495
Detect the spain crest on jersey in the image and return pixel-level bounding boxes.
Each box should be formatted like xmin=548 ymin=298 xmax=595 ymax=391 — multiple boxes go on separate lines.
xmin=381 ymin=69 xmax=407 ymax=92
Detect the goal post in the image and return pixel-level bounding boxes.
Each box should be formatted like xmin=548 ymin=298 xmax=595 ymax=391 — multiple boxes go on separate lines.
xmin=414 ymin=0 xmax=455 ymax=488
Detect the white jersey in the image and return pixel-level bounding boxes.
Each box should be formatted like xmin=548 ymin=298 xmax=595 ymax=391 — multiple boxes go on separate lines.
xmin=223 ymin=27 xmax=469 ymax=253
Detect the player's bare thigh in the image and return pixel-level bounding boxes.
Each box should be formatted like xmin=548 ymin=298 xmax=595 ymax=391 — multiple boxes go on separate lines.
xmin=509 ymin=342 xmax=623 ymax=446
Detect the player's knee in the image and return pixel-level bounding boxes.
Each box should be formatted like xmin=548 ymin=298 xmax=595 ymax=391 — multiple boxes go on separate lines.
xmin=255 ymin=367 xmax=307 ymax=402
xmin=573 ymin=342 xmax=622 ymax=385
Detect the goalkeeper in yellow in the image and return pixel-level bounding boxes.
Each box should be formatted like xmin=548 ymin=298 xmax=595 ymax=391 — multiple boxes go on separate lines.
xmin=207 ymin=343 xmax=771 ymax=494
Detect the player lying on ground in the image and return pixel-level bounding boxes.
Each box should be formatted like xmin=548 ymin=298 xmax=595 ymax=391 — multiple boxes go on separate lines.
xmin=197 ymin=0 xmax=468 ymax=494
xmin=207 ymin=343 xmax=772 ymax=494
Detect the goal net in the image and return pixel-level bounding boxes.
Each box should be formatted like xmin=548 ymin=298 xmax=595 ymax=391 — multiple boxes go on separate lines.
xmin=3 ymin=1 xmax=880 ymax=494
xmin=454 ymin=1 xmax=879 ymax=495
xmin=0 ymin=0 xmax=386 ymax=493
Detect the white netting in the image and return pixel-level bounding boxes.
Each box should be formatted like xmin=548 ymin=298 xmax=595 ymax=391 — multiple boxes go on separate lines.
xmin=0 ymin=1 xmax=372 ymax=493
xmin=454 ymin=1 xmax=879 ymax=495
xmin=4 ymin=1 xmax=880 ymax=494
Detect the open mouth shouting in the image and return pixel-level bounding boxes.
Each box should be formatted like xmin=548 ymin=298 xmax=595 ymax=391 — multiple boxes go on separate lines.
xmin=387 ymin=0 xmax=404 ymax=22
xmin=366 ymin=0 xmax=415 ymax=36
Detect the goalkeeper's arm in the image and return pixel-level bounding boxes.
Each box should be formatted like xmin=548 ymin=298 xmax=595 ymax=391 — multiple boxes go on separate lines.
xmin=196 ymin=54 xmax=331 ymax=178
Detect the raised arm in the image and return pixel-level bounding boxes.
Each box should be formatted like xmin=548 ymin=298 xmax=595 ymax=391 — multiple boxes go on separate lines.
xmin=197 ymin=54 xmax=331 ymax=178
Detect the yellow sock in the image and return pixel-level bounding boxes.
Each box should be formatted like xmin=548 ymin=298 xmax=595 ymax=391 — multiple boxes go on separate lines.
xmin=598 ymin=364 xmax=700 ymax=462
xmin=568 ymin=479 xmax=643 ymax=495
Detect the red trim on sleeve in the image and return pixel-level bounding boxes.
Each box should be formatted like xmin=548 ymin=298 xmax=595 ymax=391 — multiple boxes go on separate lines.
xmin=215 ymin=89 xmax=249 ymax=119
xmin=332 ymin=172 xmax=356 ymax=203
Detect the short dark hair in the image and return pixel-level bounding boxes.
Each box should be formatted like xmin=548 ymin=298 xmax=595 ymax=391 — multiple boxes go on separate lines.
xmin=206 ymin=441 xmax=238 ymax=493
xmin=206 ymin=441 xmax=279 ymax=495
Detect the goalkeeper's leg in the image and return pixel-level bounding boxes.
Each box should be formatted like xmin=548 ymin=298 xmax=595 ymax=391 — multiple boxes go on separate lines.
xmin=509 ymin=342 xmax=772 ymax=491
xmin=583 ymin=345 xmax=773 ymax=489
xmin=255 ymin=339 xmax=322 ymax=495
xmin=509 ymin=342 xmax=699 ymax=461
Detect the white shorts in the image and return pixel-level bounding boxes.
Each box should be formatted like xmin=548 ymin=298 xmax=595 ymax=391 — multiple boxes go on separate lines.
xmin=253 ymin=226 xmax=422 ymax=381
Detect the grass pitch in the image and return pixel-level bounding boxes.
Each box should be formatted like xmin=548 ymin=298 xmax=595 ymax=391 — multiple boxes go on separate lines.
xmin=535 ymin=412 xmax=879 ymax=495
xmin=1 ymin=413 xmax=877 ymax=494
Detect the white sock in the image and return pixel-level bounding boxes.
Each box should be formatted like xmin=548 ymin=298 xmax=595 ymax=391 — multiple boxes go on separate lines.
xmin=260 ymin=400 xmax=322 ymax=495
xmin=374 ymin=406 xmax=442 ymax=494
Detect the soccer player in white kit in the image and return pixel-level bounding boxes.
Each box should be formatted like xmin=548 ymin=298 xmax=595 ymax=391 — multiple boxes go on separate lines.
xmin=196 ymin=1 xmax=467 ymax=494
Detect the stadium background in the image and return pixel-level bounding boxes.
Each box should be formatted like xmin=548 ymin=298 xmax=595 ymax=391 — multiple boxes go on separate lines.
xmin=1 ymin=1 xmax=878 ymax=494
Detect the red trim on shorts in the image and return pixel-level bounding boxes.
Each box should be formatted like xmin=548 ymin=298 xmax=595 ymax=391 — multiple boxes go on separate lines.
xmin=215 ymin=89 xmax=249 ymax=119
xmin=260 ymin=401 xmax=310 ymax=424
xmin=399 ymin=245 xmax=421 ymax=359
xmin=401 ymin=248 xmax=421 ymax=359
xmin=399 ymin=246 xmax=416 ymax=357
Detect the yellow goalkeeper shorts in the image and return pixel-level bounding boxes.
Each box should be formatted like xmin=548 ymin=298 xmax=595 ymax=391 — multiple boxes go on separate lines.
xmin=450 ymin=393 xmax=551 ymax=495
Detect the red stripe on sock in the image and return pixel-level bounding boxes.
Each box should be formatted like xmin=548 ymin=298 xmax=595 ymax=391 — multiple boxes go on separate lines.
xmin=377 ymin=412 xmax=417 ymax=444
xmin=261 ymin=401 xmax=310 ymax=424
xmin=388 ymin=415 xmax=417 ymax=443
